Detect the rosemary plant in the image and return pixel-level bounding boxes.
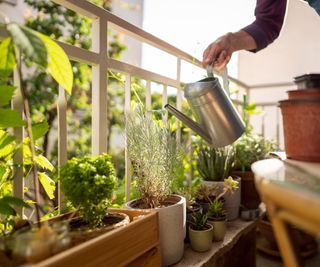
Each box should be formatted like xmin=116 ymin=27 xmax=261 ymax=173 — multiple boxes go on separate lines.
xmin=125 ymin=105 xmax=182 ymax=208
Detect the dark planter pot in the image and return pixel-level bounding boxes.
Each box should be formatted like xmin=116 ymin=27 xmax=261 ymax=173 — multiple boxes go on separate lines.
xmin=279 ymin=98 xmax=320 ymax=162
xmin=185 ymin=202 xmax=202 ymax=243
xmin=294 ymin=73 xmax=320 ymax=89
xmin=257 ymin=215 xmax=318 ymax=258
xmin=232 ymin=170 xmax=261 ymax=210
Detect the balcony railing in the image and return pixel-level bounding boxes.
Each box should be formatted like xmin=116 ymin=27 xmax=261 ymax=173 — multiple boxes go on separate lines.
xmin=0 ymin=0 xmax=284 ymax=216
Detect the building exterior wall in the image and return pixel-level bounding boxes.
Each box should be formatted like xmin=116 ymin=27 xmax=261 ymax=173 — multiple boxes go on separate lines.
xmin=238 ymin=0 xmax=320 ymax=146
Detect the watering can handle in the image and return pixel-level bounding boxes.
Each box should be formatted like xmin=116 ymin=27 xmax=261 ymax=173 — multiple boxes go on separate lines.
xmin=206 ymin=66 xmax=230 ymax=95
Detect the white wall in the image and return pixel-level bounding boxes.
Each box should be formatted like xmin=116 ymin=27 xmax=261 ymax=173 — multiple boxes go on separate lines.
xmin=238 ymin=0 xmax=320 ymax=146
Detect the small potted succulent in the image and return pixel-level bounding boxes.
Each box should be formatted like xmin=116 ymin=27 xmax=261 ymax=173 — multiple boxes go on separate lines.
xmin=207 ymin=177 xmax=239 ymax=241
xmin=196 ymin=144 xmax=241 ymax=220
xmin=124 ymin=104 xmax=186 ymax=266
xmin=188 ymin=211 xmax=213 ymax=252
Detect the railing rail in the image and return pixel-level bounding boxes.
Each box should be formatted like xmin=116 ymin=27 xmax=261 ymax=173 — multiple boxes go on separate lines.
xmin=0 ymin=0 xmax=284 ymax=215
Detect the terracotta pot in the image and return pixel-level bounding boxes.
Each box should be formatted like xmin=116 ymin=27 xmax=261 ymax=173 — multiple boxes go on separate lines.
xmin=232 ymin=171 xmax=261 ymax=210
xmin=287 ymin=89 xmax=320 ymax=100
xmin=279 ymin=98 xmax=320 ymax=162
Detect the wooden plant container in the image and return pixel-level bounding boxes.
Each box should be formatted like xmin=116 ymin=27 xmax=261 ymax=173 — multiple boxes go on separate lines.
xmin=22 ymin=208 xmax=161 ymax=267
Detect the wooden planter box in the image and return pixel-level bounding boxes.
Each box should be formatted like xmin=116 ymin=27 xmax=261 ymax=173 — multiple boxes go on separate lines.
xmin=22 ymin=209 xmax=161 ymax=267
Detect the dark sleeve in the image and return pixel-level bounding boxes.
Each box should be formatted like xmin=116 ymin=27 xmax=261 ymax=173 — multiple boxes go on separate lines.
xmin=241 ymin=0 xmax=287 ymax=52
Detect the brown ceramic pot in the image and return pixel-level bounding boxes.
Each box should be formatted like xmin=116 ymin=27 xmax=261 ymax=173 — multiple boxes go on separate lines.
xmin=287 ymin=89 xmax=320 ymax=99
xmin=279 ymin=98 xmax=320 ymax=162
xmin=232 ymin=171 xmax=261 ymax=210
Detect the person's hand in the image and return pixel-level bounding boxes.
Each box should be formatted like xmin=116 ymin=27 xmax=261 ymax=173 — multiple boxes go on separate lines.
xmin=202 ymin=33 xmax=235 ymax=72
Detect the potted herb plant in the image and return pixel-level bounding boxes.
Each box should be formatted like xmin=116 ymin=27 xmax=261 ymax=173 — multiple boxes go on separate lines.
xmin=188 ymin=210 xmax=213 ymax=252
xmin=207 ymin=177 xmax=239 ymax=241
xmin=196 ymin=144 xmax=241 ymax=220
xmin=59 ymin=153 xmax=130 ymax=241
xmin=124 ymin=104 xmax=186 ymax=266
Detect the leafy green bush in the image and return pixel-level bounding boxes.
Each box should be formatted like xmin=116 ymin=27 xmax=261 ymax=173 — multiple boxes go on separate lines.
xmin=59 ymin=153 xmax=117 ymax=228
xmin=197 ymin=144 xmax=234 ymax=181
xmin=233 ymin=133 xmax=276 ymax=172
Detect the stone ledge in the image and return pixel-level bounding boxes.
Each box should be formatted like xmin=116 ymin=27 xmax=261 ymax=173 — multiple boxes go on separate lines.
xmin=172 ymin=220 xmax=257 ymax=267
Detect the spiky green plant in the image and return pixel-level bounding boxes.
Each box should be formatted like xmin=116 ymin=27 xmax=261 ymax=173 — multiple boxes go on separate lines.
xmin=125 ymin=105 xmax=183 ymax=208
xmin=197 ymin=145 xmax=234 ymax=181
xmin=208 ymin=199 xmax=225 ymax=218
xmin=190 ymin=210 xmax=208 ymax=230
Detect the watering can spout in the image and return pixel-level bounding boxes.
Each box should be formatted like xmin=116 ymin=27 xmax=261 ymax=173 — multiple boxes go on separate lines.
xmin=164 ymin=104 xmax=212 ymax=144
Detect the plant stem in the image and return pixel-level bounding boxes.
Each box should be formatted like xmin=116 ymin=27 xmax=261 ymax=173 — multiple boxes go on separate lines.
xmin=16 ymin=54 xmax=41 ymax=227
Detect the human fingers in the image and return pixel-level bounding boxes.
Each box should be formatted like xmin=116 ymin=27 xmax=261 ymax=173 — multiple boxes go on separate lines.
xmin=202 ymin=43 xmax=220 ymax=68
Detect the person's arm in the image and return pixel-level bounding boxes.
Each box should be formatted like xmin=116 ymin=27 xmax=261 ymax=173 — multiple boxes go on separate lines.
xmin=202 ymin=0 xmax=287 ymax=70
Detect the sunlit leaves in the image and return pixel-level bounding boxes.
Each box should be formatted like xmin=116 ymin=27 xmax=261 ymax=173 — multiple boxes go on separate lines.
xmin=0 ymin=38 xmax=16 ymax=79
xmin=32 ymin=120 xmax=49 ymax=141
xmin=0 ymin=85 xmax=16 ymax=107
xmin=37 ymin=33 xmax=73 ymax=94
xmin=7 ymin=24 xmax=47 ymax=68
xmin=0 ymin=109 xmax=25 ymax=128
xmin=38 ymin=172 xmax=55 ymax=199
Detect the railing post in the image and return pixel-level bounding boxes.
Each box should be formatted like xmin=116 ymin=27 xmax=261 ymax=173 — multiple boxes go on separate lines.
xmin=57 ymin=86 xmax=67 ymax=210
xmin=176 ymin=58 xmax=182 ymax=146
xmin=162 ymin=84 xmax=168 ymax=126
xmin=12 ymin=59 xmax=24 ymax=217
xmin=125 ymin=74 xmax=132 ymax=202
xmin=91 ymin=17 xmax=108 ymax=155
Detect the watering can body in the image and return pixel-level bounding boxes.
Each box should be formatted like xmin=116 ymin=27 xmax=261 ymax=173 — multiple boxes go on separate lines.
xmin=165 ymin=69 xmax=245 ymax=148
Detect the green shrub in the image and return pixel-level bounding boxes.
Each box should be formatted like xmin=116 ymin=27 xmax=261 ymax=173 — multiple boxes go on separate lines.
xmin=59 ymin=153 xmax=117 ymax=228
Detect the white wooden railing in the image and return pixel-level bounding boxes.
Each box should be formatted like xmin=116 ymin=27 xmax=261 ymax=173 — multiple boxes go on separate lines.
xmin=0 ymin=0 xmax=284 ymax=215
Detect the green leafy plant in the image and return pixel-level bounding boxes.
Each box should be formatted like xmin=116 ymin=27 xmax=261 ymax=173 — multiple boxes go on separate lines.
xmin=125 ymin=104 xmax=183 ymax=208
xmin=197 ymin=144 xmax=234 ymax=181
xmin=59 ymin=153 xmax=117 ymax=228
xmin=207 ymin=177 xmax=239 ymax=218
xmin=233 ymin=133 xmax=276 ymax=172
xmin=189 ymin=210 xmax=208 ymax=231
xmin=0 ymin=18 xmax=73 ymax=224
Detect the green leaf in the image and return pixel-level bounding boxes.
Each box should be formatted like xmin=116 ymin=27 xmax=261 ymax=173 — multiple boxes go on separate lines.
xmin=38 ymin=172 xmax=55 ymax=199
xmin=35 ymin=155 xmax=54 ymax=171
xmin=37 ymin=33 xmax=73 ymax=94
xmin=0 ymin=85 xmax=16 ymax=106
xmin=32 ymin=121 xmax=48 ymax=141
xmin=0 ymin=38 xmax=16 ymax=79
xmin=0 ymin=201 xmax=16 ymax=216
xmin=7 ymin=24 xmax=47 ymax=68
xmin=0 ymin=108 xmax=25 ymax=128
xmin=0 ymin=129 xmax=15 ymax=150
xmin=1 ymin=196 xmax=31 ymax=209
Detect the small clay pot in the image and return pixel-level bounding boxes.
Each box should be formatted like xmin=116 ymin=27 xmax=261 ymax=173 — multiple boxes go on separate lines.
xmin=279 ymin=98 xmax=320 ymax=162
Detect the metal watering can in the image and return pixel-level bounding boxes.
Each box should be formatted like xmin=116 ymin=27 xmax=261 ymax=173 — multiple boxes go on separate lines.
xmin=165 ymin=67 xmax=245 ymax=147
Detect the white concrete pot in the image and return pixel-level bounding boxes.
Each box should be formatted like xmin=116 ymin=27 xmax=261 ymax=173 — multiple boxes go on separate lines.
xmin=202 ymin=177 xmax=241 ymax=221
xmin=125 ymin=195 xmax=186 ymax=266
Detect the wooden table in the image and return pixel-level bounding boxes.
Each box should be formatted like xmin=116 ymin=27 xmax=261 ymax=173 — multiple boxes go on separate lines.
xmin=172 ymin=220 xmax=257 ymax=267
xmin=252 ymin=158 xmax=320 ymax=267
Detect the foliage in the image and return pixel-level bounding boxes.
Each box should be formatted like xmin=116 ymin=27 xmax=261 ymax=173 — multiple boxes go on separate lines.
xmin=208 ymin=199 xmax=224 ymax=218
xmin=125 ymin=104 xmax=183 ymax=208
xmin=0 ymin=19 xmax=73 ymax=225
xmin=189 ymin=210 xmax=208 ymax=231
xmin=207 ymin=177 xmax=239 ymax=218
xmin=197 ymin=144 xmax=234 ymax=181
xmin=233 ymin=133 xmax=277 ymax=172
xmin=59 ymin=153 xmax=117 ymax=228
